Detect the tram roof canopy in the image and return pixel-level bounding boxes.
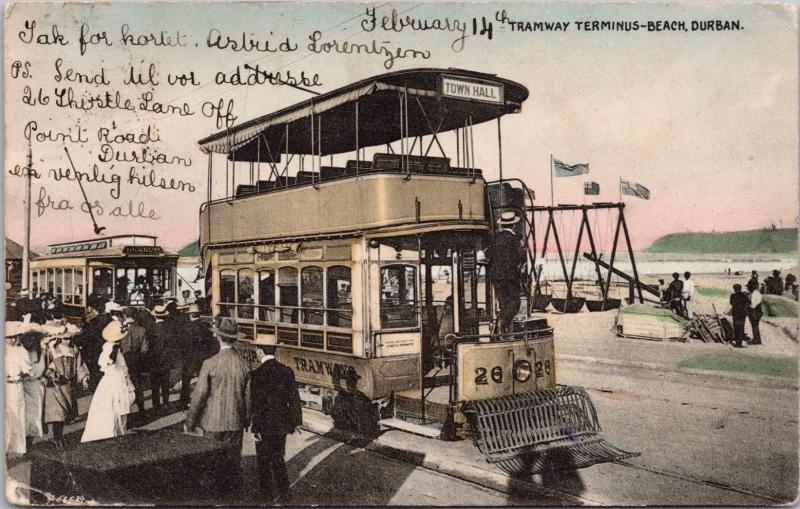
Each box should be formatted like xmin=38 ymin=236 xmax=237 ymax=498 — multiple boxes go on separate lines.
xmin=197 ymin=68 xmax=529 ymax=161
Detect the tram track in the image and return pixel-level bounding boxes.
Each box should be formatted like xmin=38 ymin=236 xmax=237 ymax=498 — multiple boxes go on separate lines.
xmin=612 ymin=460 xmax=783 ymax=504
xmin=299 ymin=406 xmax=785 ymax=505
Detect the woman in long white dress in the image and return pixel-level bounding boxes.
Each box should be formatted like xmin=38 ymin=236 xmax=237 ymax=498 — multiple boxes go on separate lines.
xmin=20 ymin=331 xmax=47 ymax=450
xmin=6 ymin=323 xmax=31 ymax=456
xmin=81 ymin=320 xmax=136 ymax=443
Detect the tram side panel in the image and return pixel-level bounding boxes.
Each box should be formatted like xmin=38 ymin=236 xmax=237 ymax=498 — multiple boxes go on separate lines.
xmin=210 ymin=238 xmax=419 ymax=402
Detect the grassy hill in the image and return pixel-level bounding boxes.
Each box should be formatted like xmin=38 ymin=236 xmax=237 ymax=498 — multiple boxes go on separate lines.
xmin=178 ymin=241 xmax=200 ymax=257
xmin=647 ymin=228 xmax=797 ymax=254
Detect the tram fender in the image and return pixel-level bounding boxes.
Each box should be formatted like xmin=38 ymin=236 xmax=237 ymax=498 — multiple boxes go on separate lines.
xmin=462 ymin=385 xmax=640 ymax=474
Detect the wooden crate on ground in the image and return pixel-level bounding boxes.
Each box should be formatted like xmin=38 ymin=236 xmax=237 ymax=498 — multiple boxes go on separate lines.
xmin=617 ymin=304 xmax=688 ymax=341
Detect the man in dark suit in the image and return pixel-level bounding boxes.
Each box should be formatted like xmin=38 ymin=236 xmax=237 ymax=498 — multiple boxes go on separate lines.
xmin=249 ymin=344 xmax=302 ymax=502
xmin=729 ymin=284 xmax=750 ymax=348
xmin=185 ymin=316 xmax=251 ymax=494
xmin=486 ymin=211 xmax=525 ymax=333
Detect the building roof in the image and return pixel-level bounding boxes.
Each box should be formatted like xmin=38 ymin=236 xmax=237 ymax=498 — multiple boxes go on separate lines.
xmin=178 ymin=241 xmax=200 ymax=257
xmin=5 ymin=238 xmax=38 ymax=260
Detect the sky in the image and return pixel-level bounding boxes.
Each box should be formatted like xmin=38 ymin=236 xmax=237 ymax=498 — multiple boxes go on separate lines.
xmin=3 ymin=1 xmax=798 ymax=253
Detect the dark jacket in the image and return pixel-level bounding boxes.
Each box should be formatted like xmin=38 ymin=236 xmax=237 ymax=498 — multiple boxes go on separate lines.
xmin=730 ymin=291 xmax=750 ymax=318
xmin=250 ymin=358 xmax=302 ymax=436
xmin=666 ymin=279 xmax=684 ymax=301
xmin=486 ymin=230 xmax=525 ymax=284
xmin=149 ymin=321 xmax=173 ymax=372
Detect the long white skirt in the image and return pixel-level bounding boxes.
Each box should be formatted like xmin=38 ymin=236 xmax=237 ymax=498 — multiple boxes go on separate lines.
xmin=23 ymin=379 xmax=44 ymax=438
xmin=6 ymin=382 xmax=26 ymax=455
xmin=81 ymin=370 xmax=134 ymax=443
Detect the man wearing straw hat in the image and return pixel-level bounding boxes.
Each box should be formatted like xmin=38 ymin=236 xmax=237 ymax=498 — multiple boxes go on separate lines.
xmin=185 ymin=316 xmax=251 ymax=494
xmin=486 ymin=211 xmax=526 ymax=333
xmin=149 ymin=303 xmax=173 ymax=414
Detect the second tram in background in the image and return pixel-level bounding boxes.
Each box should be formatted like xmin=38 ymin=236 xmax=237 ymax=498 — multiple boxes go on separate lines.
xmin=196 ymin=68 xmax=637 ymax=473
xmin=28 ymin=234 xmax=178 ymax=321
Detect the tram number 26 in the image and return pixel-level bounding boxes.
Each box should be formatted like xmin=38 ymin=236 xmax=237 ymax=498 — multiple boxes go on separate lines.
xmin=474 ymin=360 xmax=551 ymax=385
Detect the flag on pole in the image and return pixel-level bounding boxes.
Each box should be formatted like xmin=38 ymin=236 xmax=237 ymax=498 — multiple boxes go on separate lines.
xmin=553 ymin=158 xmax=589 ymax=177
xmin=584 ymin=181 xmax=600 ymax=195
xmin=620 ymin=179 xmax=651 ymax=199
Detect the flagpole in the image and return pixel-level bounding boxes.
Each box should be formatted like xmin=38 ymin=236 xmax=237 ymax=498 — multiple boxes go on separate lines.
xmin=550 ymin=154 xmax=554 ymax=206
xmin=22 ymin=139 xmax=32 ymax=297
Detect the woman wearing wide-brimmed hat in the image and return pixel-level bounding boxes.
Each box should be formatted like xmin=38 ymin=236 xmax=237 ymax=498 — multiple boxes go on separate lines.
xmin=81 ymin=319 xmax=136 ymax=443
xmin=43 ymin=329 xmax=89 ymax=448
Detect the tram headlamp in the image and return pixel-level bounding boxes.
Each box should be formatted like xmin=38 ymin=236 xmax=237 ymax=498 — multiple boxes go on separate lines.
xmin=513 ymin=359 xmax=533 ymax=383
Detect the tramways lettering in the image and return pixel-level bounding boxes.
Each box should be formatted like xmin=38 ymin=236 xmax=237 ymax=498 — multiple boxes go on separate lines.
xmin=293 ymin=356 xmax=359 ymax=380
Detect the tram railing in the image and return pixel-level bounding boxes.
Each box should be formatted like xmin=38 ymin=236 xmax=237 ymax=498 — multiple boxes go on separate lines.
xmin=216 ymin=302 xmax=353 ymax=328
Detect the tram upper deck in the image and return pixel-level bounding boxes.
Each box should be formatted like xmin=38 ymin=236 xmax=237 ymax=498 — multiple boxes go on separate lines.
xmin=197 ymin=68 xmax=528 ymax=249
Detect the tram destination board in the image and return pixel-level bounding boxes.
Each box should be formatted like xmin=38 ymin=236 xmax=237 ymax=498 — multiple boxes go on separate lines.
xmin=123 ymin=246 xmax=164 ymax=255
xmin=441 ymin=75 xmax=504 ymax=105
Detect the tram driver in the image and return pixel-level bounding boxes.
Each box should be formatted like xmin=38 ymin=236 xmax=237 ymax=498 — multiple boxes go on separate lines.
xmin=486 ymin=211 xmax=526 ymax=333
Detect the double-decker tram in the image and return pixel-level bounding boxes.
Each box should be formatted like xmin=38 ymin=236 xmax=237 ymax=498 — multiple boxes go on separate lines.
xmin=29 ymin=234 xmax=178 ymax=321
xmin=197 ymin=68 xmax=637 ymax=473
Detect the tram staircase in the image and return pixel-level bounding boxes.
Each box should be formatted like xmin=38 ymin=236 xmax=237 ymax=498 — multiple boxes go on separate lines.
xmin=383 ymin=366 xmax=452 ymax=439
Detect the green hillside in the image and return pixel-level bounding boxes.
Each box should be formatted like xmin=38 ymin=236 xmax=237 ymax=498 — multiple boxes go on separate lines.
xmin=648 ymin=228 xmax=797 ymax=254
xmin=178 ymin=241 xmax=200 ymax=257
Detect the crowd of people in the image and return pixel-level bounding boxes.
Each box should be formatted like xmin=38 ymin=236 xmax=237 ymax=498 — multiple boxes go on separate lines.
xmin=5 ymin=291 xmax=219 ymax=453
xmin=6 ymin=290 xmax=303 ymax=503
xmin=659 ymin=271 xmax=696 ymax=319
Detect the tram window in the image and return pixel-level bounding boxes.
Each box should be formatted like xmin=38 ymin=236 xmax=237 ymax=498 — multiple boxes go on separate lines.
xmin=147 ymin=269 xmax=158 ymax=290
xmin=258 ymin=269 xmax=275 ymax=321
xmin=278 ymin=267 xmax=298 ymax=324
xmin=46 ymin=268 xmax=55 ymax=295
xmin=115 ymin=269 xmax=130 ymax=303
xmin=74 ymin=269 xmax=84 ymax=304
xmin=476 ymin=265 xmax=488 ymax=320
xmin=64 ymin=269 xmax=73 ymax=304
xmin=380 ymin=265 xmax=418 ymax=329
xmin=327 ymin=266 xmax=352 ymax=328
xmin=237 ymin=269 xmax=255 ymax=319
xmin=301 ymin=267 xmax=324 ymax=325
xmin=219 ymin=270 xmax=236 ymax=318
xmin=93 ymin=268 xmax=113 ymax=300
xmin=163 ymin=268 xmax=172 ymax=295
